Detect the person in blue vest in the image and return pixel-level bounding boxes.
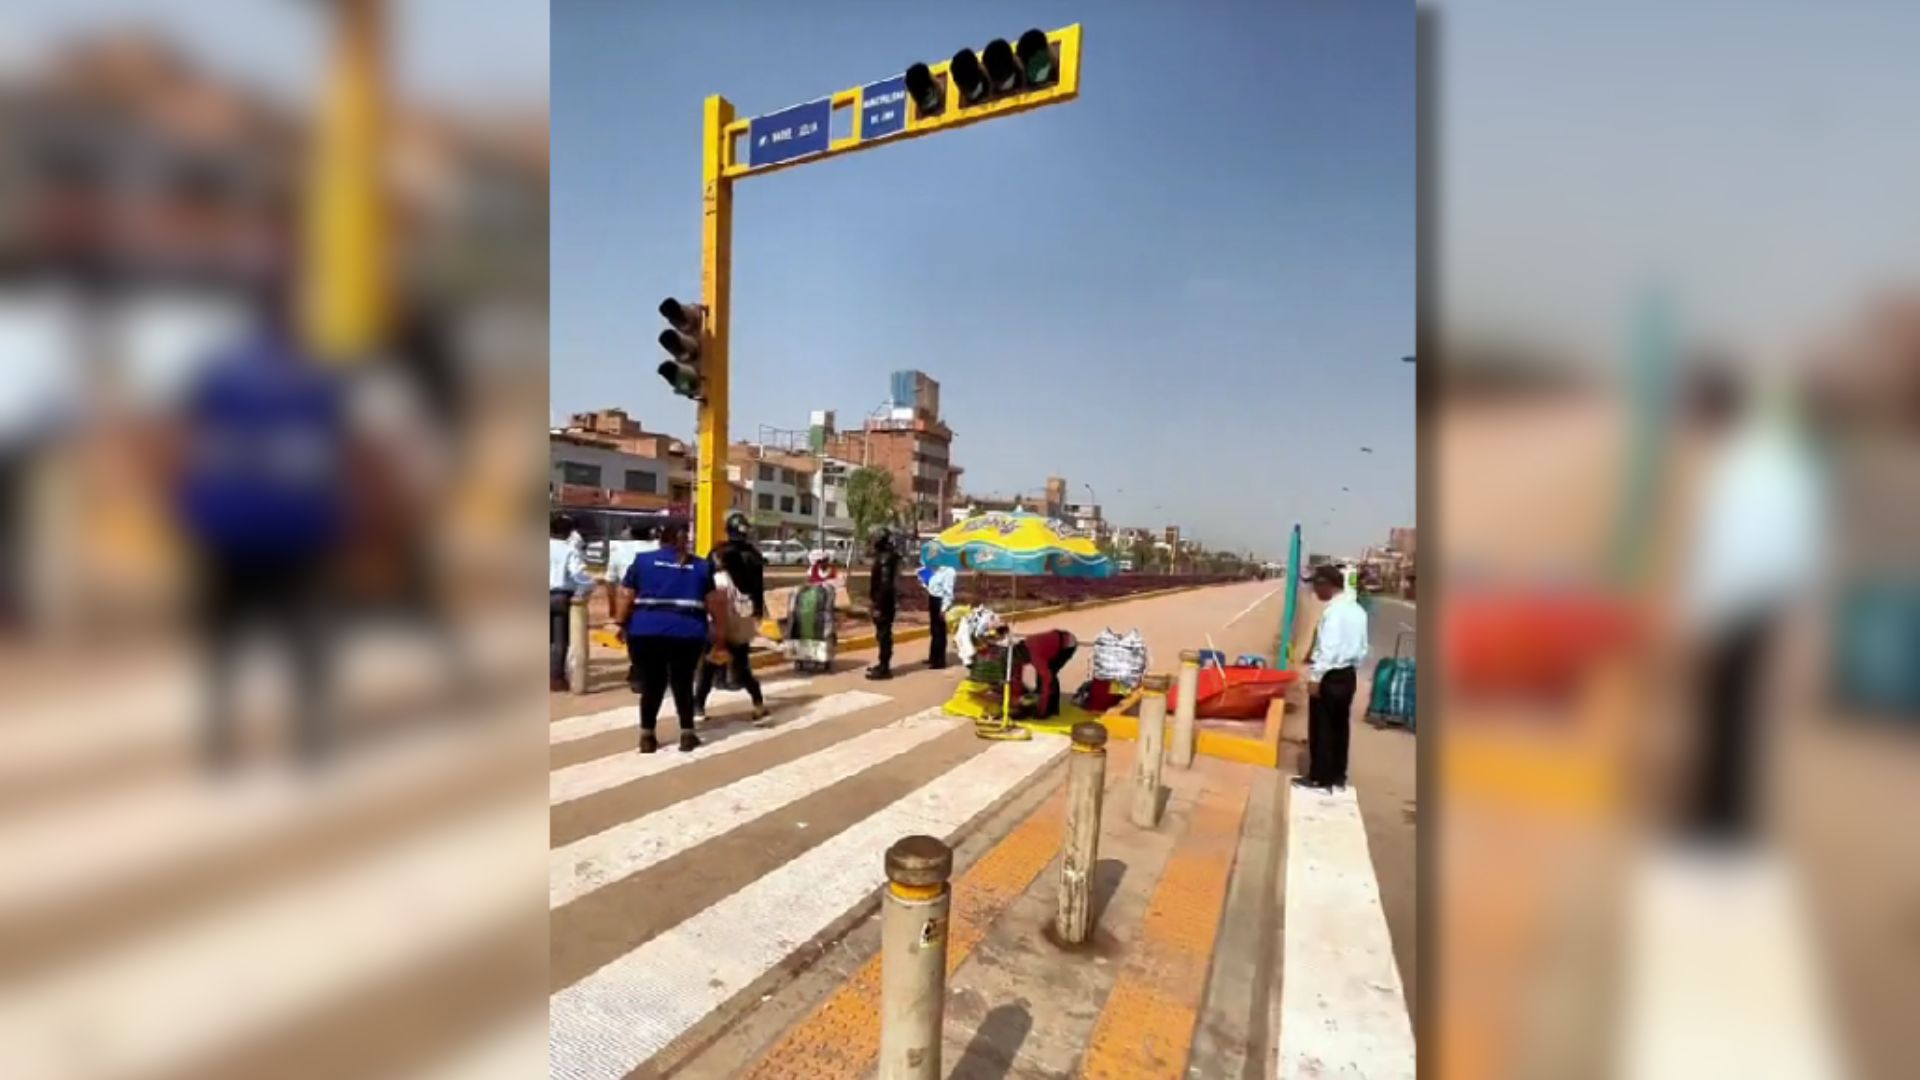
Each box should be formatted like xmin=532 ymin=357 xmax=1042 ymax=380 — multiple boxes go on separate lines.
xmin=613 ymin=522 xmax=728 ymax=753
xmin=170 ymin=270 xmax=351 ymax=769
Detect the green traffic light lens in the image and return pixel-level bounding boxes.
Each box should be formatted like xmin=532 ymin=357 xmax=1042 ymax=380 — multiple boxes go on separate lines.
xmin=1016 ymin=29 xmax=1054 ymax=85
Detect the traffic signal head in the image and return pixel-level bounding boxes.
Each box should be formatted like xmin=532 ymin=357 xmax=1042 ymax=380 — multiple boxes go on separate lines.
xmin=1016 ymin=29 xmax=1056 ymax=86
xmin=656 ymin=297 xmax=705 ymax=400
xmin=982 ymin=39 xmax=1019 ymax=94
xmin=905 ymin=62 xmax=943 ymax=117
xmin=949 ymin=48 xmax=988 ymax=105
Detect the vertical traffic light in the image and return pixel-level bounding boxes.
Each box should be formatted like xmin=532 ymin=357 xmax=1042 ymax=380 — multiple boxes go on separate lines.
xmin=657 ymin=297 xmax=705 ymax=400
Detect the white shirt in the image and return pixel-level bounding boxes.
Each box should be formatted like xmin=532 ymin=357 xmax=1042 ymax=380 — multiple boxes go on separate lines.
xmin=1683 ymin=418 xmax=1823 ymax=632
xmin=923 ymin=565 xmax=957 ymax=604
xmin=549 ymin=537 xmax=594 ymax=594
xmin=1308 ymin=591 xmax=1370 ymax=680
xmin=606 ymin=538 xmax=659 ymax=584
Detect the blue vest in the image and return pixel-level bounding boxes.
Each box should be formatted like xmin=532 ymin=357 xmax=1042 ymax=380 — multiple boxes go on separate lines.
xmin=175 ymin=336 xmax=347 ymax=560
xmin=623 ymin=548 xmax=712 ymax=639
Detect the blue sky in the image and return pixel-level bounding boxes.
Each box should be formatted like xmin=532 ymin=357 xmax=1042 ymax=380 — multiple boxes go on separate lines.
xmin=553 ymin=0 xmax=1414 ymax=559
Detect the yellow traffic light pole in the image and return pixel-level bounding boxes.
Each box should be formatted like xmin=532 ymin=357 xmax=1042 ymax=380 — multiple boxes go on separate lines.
xmin=303 ymin=0 xmax=389 ymax=363
xmin=696 ymin=96 xmax=735 ymax=555
xmin=691 ymin=25 xmax=1082 ymax=555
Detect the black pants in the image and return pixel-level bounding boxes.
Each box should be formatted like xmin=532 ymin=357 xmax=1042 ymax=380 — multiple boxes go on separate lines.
xmin=1695 ymin=616 xmax=1769 ymax=841
xmin=1308 ymin=666 xmax=1357 ymax=786
xmin=873 ymin=597 xmax=896 ymax=670
xmin=630 ymin=636 xmax=703 ymax=733
xmin=928 ymin=596 xmax=947 ymax=667
xmin=695 ymin=640 xmax=763 ymax=710
xmin=549 ymin=590 xmax=572 ymax=682
xmin=200 ymin=555 xmax=331 ymax=767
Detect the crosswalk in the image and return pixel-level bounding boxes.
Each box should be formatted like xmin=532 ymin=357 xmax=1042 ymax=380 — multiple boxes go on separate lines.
xmin=5 ymin=591 xmax=1414 ymax=1079
xmin=545 ymin=684 xmax=1070 ymax=1079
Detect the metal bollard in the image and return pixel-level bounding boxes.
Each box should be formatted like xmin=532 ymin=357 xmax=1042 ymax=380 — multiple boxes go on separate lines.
xmin=1057 ymin=720 xmax=1108 ymax=945
xmin=1172 ymin=650 xmax=1199 ymax=767
xmin=1131 ymin=674 xmax=1171 ymax=828
xmin=880 ymin=834 xmax=953 ymax=1080
xmin=568 ymin=594 xmax=590 ymax=695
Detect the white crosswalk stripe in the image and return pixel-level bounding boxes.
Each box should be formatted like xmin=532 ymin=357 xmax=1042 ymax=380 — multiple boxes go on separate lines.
xmin=547 ymin=678 xmax=808 ymax=746
xmin=550 ymin=705 xmax=951 ymax=906
xmin=549 ymin=689 xmax=890 ymax=807
xmin=548 ymin=734 xmax=1068 ymax=1080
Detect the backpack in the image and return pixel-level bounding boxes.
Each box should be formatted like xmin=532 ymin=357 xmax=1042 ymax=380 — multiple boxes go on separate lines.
xmin=713 ymin=569 xmax=756 ymax=645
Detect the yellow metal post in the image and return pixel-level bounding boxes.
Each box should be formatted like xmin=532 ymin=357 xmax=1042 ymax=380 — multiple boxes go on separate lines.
xmin=696 ymin=95 xmax=736 ymax=557
xmin=303 ymin=0 xmax=389 ymax=362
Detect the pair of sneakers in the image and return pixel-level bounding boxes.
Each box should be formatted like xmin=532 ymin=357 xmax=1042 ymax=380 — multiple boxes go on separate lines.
xmin=639 ymin=730 xmax=701 ymax=754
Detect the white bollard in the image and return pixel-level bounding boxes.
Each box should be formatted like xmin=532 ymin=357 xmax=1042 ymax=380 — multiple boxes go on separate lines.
xmin=880 ymin=834 xmax=953 ymax=1080
xmin=568 ymin=594 xmax=590 ymax=695
xmin=1131 ymin=674 xmax=1170 ymax=828
xmin=1172 ymin=650 xmax=1199 ymax=767
xmin=1057 ymin=720 xmax=1108 ymax=944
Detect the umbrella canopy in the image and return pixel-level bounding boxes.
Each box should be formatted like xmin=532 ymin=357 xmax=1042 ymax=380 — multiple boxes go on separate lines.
xmin=920 ymin=511 xmax=1114 ymax=578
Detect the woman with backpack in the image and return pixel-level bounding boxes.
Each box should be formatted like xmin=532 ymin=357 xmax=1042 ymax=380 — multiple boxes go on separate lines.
xmin=694 ymin=513 xmax=770 ymax=723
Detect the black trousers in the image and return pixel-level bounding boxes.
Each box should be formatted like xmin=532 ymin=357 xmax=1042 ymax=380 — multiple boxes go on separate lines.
xmin=928 ymin=596 xmax=948 ymax=667
xmin=1308 ymin=666 xmax=1358 ymax=785
xmin=873 ymin=597 xmax=896 ymax=670
xmin=1695 ymin=616 xmax=1769 ymax=841
xmin=201 ymin=555 xmax=332 ymax=767
xmin=629 ymin=636 xmax=703 ymax=733
xmin=695 ymin=640 xmax=763 ymax=709
xmin=549 ymin=590 xmax=572 ymax=682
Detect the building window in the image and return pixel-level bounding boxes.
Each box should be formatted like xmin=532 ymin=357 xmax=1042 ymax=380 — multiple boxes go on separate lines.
xmin=781 ymin=468 xmax=796 ymax=486
xmin=757 ymin=494 xmax=775 ymax=511
xmin=799 ymin=496 xmax=814 ymax=516
xmin=623 ymin=469 xmax=658 ymax=494
xmin=780 ymin=496 xmax=795 ymax=513
xmin=758 ymin=464 xmax=775 ymax=482
xmin=561 ymin=462 xmax=602 ymax=487
xmin=826 ymin=502 xmax=839 ymax=518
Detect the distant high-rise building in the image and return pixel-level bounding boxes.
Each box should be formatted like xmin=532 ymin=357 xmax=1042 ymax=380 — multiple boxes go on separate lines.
xmin=890 ymin=370 xmax=941 ymax=421
xmin=1044 ymin=476 xmax=1066 ymax=519
xmin=1389 ymin=526 xmax=1417 ymax=559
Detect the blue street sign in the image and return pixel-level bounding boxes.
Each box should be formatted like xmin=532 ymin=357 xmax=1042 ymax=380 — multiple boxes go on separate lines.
xmin=860 ymin=76 xmax=908 ymax=142
xmin=748 ymin=98 xmax=831 ymax=167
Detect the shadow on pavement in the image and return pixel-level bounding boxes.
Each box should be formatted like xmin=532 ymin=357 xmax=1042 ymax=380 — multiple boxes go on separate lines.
xmin=1091 ymin=858 xmax=1128 ymax=926
xmin=950 ymin=1001 xmax=1034 ymax=1080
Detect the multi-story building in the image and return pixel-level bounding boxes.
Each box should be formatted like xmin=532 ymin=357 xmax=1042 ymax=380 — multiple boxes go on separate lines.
xmin=1061 ymin=500 xmax=1107 ymax=540
xmin=549 ymin=431 xmax=670 ymax=511
xmin=1389 ymin=526 xmax=1417 ymax=560
xmin=822 ymin=370 xmax=960 ymax=532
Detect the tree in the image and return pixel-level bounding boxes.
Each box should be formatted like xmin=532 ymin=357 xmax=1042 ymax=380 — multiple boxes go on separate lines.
xmin=845 ymin=466 xmax=898 ymax=545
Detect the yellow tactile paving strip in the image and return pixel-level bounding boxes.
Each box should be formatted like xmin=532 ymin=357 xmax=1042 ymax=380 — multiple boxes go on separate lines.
xmin=1079 ymin=775 xmax=1250 ymax=1078
xmin=738 ymin=770 xmax=1088 ymax=1078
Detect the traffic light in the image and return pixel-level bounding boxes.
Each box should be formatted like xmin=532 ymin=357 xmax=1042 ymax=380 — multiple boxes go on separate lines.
xmin=904 ymin=28 xmax=1059 ymax=120
xmin=657 ymin=297 xmax=705 ymax=400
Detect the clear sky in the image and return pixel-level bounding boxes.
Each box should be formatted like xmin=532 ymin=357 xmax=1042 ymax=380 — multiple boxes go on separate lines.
xmin=553 ymin=0 xmax=1414 ymax=560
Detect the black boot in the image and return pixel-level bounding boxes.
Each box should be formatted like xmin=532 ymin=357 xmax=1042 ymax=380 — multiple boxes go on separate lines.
xmin=865 ymin=665 xmax=893 ymax=681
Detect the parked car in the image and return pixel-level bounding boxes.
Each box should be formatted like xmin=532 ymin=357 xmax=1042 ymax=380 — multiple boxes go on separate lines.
xmin=762 ymin=539 xmax=809 ymax=566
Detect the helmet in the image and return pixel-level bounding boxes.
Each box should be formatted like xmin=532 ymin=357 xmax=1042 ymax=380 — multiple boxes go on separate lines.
xmin=725 ymin=512 xmax=751 ymax=540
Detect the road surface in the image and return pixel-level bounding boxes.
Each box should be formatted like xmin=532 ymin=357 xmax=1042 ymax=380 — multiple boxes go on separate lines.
xmin=0 ymin=582 xmax=1418 ymax=1078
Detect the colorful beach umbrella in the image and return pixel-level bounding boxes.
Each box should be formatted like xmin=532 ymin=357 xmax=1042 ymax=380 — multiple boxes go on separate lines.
xmin=920 ymin=511 xmax=1113 ymax=578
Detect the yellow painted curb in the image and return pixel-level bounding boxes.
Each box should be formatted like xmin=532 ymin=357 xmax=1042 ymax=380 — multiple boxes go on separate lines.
xmin=1095 ymin=688 xmax=1286 ymax=769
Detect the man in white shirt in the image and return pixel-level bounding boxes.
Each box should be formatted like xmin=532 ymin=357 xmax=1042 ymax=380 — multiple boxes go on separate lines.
xmin=1297 ymin=563 xmax=1370 ymax=790
xmin=549 ymin=513 xmax=596 ymax=691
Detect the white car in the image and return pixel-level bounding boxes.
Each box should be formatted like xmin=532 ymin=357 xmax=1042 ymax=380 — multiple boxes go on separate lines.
xmin=762 ymin=539 xmax=809 ymax=566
